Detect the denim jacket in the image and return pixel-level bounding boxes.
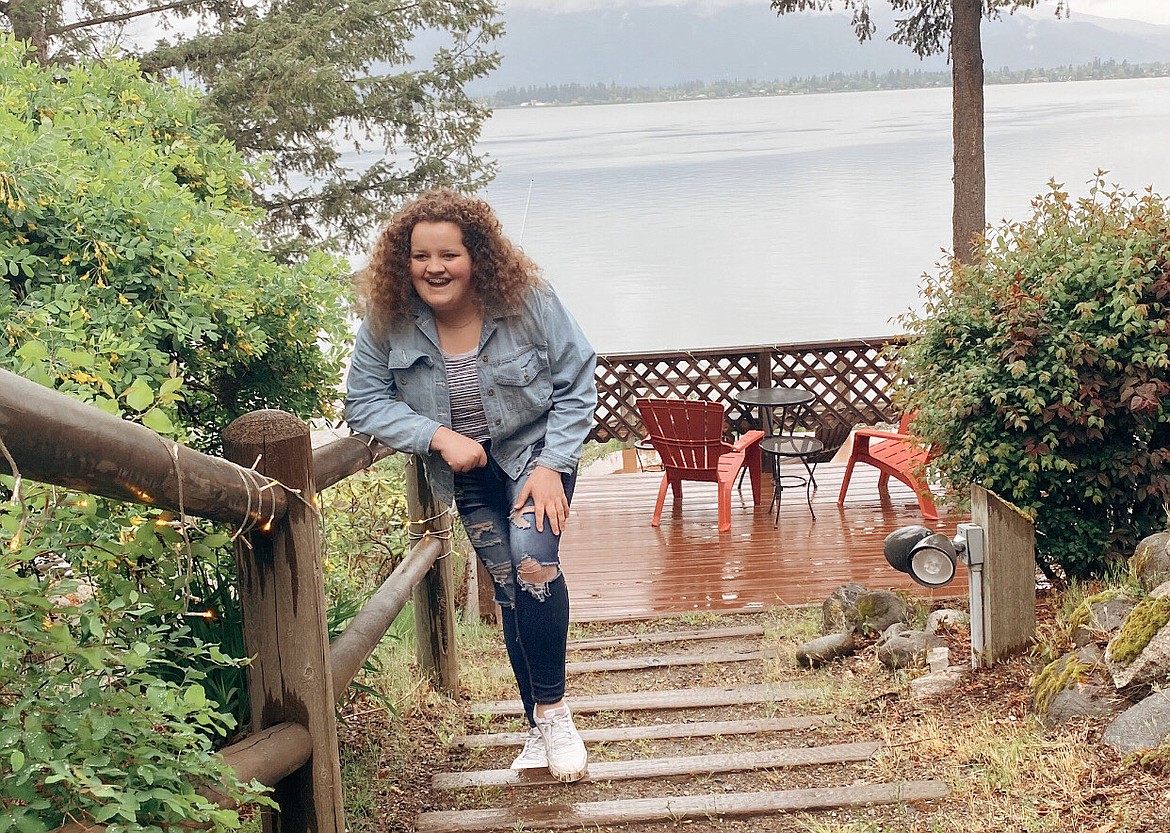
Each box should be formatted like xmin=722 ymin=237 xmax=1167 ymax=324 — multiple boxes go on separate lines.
xmin=344 ymin=284 xmax=597 ymax=506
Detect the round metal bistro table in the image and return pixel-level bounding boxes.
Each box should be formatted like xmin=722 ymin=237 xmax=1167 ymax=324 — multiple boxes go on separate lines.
xmin=734 ymin=387 xmax=815 ymax=437
xmin=759 ymin=434 xmax=824 ymax=526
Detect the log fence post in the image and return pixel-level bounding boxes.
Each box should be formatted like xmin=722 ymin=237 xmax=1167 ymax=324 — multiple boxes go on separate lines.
xmin=404 ymin=455 xmax=460 ymax=695
xmin=223 ymin=410 xmax=344 ymax=833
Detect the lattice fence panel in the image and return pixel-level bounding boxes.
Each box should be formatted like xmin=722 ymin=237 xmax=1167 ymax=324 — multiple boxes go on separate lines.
xmin=590 ymin=338 xmax=907 ymax=443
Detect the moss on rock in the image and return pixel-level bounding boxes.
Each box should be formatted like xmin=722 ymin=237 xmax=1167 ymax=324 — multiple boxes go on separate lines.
xmin=1068 ymin=588 xmax=1129 ymax=631
xmin=1108 ymin=595 xmax=1170 ymax=666
xmin=1032 ymin=653 xmax=1092 ymax=715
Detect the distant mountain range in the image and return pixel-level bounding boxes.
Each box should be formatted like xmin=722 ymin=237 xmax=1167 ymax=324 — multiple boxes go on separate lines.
xmin=466 ymin=4 xmax=1170 ymax=94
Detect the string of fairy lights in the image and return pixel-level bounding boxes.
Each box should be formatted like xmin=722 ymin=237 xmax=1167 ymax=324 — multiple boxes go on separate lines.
xmin=1 ymin=428 xmax=454 ymax=622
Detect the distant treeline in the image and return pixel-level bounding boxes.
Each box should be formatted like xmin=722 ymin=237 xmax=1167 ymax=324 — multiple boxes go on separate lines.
xmin=484 ymin=59 xmax=1170 ymax=107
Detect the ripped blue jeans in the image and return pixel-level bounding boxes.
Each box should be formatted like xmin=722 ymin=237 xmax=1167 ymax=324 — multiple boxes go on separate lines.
xmin=453 ymin=443 xmax=577 ymax=724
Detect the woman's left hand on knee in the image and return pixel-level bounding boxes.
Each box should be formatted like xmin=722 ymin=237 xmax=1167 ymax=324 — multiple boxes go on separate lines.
xmin=515 ymin=466 xmax=570 ymax=535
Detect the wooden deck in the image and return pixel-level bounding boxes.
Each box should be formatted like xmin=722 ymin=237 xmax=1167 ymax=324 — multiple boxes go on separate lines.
xmin=561 ymin=458 xmax=966 ymax=622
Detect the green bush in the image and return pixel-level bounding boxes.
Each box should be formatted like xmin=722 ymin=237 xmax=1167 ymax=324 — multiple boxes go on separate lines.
xmin=0 ymin=539 xmax=271 ymax=831
xmin=900 ymin=177 xmax=1170 ymax=579
xmin=0 ymin=36 xmax=357 ymax=828
xmin=0 ymin=35 xmax=351 ymax=452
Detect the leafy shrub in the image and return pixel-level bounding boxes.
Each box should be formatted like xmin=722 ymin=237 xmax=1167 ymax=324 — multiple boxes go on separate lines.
xmin=322 ymin=456 xmax=413 ymax=590
xmin=0 ymin=35 xmax=351 ymax=452
xmin=0 ymin=36 xmax=356 ymax=828
xmin=900 ymin=177 xmax=1170 ymax=579
xmin=0 ymin=538 xmax=270 ymax=831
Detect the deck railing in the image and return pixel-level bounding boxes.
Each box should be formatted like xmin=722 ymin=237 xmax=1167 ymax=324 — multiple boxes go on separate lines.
xmin=591 ymin=335 xmax=908 ymax=442
xmin=0 ymin=368 xmax=456 ymax=833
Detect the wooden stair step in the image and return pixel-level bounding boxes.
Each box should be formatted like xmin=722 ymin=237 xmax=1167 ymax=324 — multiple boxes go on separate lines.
xmin=566 ymin=647 xmax=776 ymax=675
xmin=415 ymin=780 xmax=950 ymax=832
xmin=433 ymin=741 xmax=882 ymax=789
xmin=568 ymin=624 xmax=765 ymax=651
xmin=472 ymin=682 xmax=822 ymax=717
xmin=454 ymin=714 xmax=832 ymax=749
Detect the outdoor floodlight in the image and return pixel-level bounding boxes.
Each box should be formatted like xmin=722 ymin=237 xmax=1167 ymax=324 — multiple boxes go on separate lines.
xmin=883 ymin=523 xmax=984 ymax=589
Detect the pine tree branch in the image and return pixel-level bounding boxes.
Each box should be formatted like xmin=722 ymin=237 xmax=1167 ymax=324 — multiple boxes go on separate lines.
xmin=48 ymin=0 xmax=208 ymax=37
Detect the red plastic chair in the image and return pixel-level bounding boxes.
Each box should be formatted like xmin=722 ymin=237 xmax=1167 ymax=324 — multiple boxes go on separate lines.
xmin=836 ymin=412 xmax=938 ymax=521
xmin=636 ymin=397 xmax=764 ymax=532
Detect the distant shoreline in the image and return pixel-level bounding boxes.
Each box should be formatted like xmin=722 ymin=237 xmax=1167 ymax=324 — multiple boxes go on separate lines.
xmin=481 ymin=59 xmax=1170 ymax=109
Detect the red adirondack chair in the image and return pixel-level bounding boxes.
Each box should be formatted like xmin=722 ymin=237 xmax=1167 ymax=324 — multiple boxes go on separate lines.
xmin=636 ymin=397 xmax=764 ymax=532
xmin=836 ymin=412 xmax=938 ymax=521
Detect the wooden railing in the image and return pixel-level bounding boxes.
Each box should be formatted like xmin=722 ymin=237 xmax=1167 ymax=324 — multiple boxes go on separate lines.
xmin=0 ymin=368 xmax=456 ymax=833
xmin=591 ymin=335 xmax=907 ymax=442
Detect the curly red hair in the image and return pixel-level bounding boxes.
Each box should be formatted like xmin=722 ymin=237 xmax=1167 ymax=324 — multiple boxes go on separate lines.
xmin=355 ymin=189 xmax=543 ymax=337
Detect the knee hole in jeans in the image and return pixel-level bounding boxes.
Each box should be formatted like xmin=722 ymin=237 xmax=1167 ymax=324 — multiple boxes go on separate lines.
xmin=517 ymin=556 xmax=559 ymax=599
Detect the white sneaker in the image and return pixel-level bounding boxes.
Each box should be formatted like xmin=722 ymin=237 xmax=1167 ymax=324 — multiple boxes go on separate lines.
xmin=510 ymin=726 xmax=548 ymax=770
xmin=534 ymin=704 xmax=588 ymax=782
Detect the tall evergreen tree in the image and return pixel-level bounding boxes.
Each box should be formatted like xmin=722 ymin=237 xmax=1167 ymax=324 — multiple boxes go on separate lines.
xmin=1 ymin=0 xmax=503 ymax=252
xmin=770 ymin=0 xmax=1068 ymax=263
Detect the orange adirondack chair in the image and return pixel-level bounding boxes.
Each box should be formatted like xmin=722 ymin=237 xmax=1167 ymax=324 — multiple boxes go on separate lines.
xmin=636 ymin=397 xmax=764 ymax=532
xmin=836 ymin=412 xmax=938 ymax=521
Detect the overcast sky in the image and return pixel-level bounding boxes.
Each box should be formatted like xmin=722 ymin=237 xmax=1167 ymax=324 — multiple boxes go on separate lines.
xmin=499 ymin=0 xmax=1170 ymax=25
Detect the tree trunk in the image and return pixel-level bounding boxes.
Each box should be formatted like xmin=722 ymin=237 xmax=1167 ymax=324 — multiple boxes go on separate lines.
xmin=950 ymin=0 xmax=986 ymax=264
xmin=6 ymin=0 xmax=53 ymax=64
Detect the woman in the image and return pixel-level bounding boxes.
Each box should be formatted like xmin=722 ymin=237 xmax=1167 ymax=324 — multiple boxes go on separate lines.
xmin=344 ymin=189 xmax=596 ymax=782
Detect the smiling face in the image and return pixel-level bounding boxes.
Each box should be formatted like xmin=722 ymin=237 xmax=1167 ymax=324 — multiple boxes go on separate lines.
xmin=409 ymin=221 xmax=478 ymax=320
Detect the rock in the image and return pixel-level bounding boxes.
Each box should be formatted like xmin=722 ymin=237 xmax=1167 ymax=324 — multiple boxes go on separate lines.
xmin=1071 ymin=596 xmax=1137 ymax=647
xmin=1102 ymin=691 xmax=1170 ymax=755
xmin=1152 ymin=581 xmax=1170 ymax=599
xmin=855 ymin=589 xmax=910 ymax=635
xmin=926 ymin=608 xmax=969 ymax=634
xmin=821 ymin=584 xmax=867 ymax=635
xmin=1131 ymin=532 xmax=1170 ymax=592
xmin=926 ymin=646 xmax=950 ymax=673
xmin=795 ymin=633 xmax=856 ymax=668
xmin=910 ymin=666 xmax=964 ymax=699
xmin=1076 ymin=643 xmax=1106 ymax=667
xmin=1105 ymin=598 xmax=1170 ymax=691
xmin=876 ymin=626 xmax=940 ymax=670
xmin=1043 ymin=684 xmax=1126 ymax=728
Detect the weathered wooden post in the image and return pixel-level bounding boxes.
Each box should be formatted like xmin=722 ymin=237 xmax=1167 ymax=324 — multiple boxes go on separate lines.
xmin=969 ymin=484 xmax=1036 ymax=666
xmin=223 ymin=410 xmax=344 ymax=833
xmin=403 ymin=455 xmax=460 ymax=695
xmin=756 ymin=349 xmax=773 ymax=390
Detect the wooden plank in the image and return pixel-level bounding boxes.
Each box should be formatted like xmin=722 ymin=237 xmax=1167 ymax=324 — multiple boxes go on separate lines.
xmin=415 ymin=780 xmax=949 ymax=832
xmin=970 ymin=485 xmax=1036 ymax=665
xmin=568 ymin=624 xmax=765 ymax=650
xmin=472 ymin=682 xmax=821 ymax=716
xmin=454 ymin=715 xmax=832 ymax=748
xmin=312 ymin=433 xmax=393 ymax=492
xmin=433 ymin=742 xmax=883 ymax=789
xmin=566 ymin=648 xmax=777 ymax=675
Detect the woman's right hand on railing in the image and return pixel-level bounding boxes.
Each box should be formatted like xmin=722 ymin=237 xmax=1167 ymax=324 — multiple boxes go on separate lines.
xmin=430 ymin=427 xmax=488 ymax=472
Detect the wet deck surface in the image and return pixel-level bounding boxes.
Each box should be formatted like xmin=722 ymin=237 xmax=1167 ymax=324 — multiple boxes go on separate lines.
xmin=561 ymin=458 xmax=966 ymax=622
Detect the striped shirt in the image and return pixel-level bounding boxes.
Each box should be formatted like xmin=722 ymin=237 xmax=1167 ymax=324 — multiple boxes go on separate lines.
xmin=444 ymin=348 xmax=490 ymax=442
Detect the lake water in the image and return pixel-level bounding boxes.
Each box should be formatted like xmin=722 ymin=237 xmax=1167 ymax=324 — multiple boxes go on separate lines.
xmin=473 ymin=77 xmax=1170 ymax=354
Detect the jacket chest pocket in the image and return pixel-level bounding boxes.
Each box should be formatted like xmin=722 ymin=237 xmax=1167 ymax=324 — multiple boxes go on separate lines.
xmin=494 ymin=347 xmax=552 ymax=415
xmin=387 ymin=348 xmax=434 ymax=408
